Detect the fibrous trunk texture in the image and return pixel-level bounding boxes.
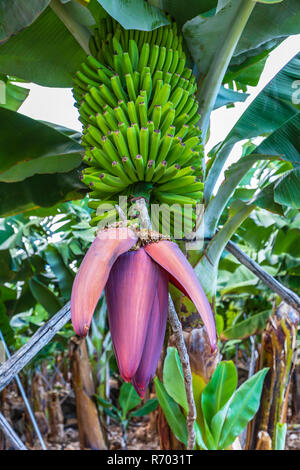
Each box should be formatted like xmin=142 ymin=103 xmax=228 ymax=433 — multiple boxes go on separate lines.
xmin=246 ymin=302 xmax=299 ymax=450
xmin=69 ymin=336 xmax=107 ymax=450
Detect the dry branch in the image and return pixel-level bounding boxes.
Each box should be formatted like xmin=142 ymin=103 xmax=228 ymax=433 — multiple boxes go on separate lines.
xmin=0 ymin=302 xmax=71 ymax=392
xmin=226 ymin=241 xmax=300 ymax=313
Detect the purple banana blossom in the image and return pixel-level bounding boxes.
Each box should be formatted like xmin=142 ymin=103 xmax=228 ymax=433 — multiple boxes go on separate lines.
xmin=71 ymin=227 xmax=216 ymax=397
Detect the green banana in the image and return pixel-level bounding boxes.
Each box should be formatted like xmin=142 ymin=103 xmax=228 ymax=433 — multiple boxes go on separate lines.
xmin=73 ymin=16 xmax=205 ymax=230
xmin=157 ymin=176 xmax=198 ymax=192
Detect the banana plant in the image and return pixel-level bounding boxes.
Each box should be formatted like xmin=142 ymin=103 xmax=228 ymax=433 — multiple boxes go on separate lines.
xmin=155 ymin=347 xmax=268 ymax=450
xmin=0 ymin=0 xmax=300 ymax=451
xmin=95 ymin=381 xmax=158 ymax=447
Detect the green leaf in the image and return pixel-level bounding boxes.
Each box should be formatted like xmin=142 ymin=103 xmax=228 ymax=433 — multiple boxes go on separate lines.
xmin=219 ymin=368 xmax=269 ymax=449
xmin=253 ymin=182 xmax=285 ymax=216
xmin=184 ymin=0 xmax=299 ymax=82
xmin=255 ymin=114 xmax=300 ymax=166
xmin=94 ymin=395 xmax=113 ymax=409
xmin=150 ymin=0 xmax=217 ymax=28
xmin=12 ymin=282 xmax=36 ymax=316
xmin=44 ymin=246 xmax=74 ymax=299
xmin=222 ymin=310 xmax=272 ymax=340
xmin=183 ymin=1 xmax=243 ymax=78
xmin=0 ymin=285 xmax=17 ymax=302
xmin=29 ymin=277 xmax=62 ymax=316
xmin=206 ymin=52 xmax=300 ymax=201
xmin=275 ymin=422 xmax=287 ymax=450
xmin=273 ymin=227 xmax=300 ymax=257
xmin=163 ymin=346 xmax=188 ymax=413
xmin=205 ymin=153 xmax=280 ymax=236
xmin=230 ymin=0 xmax=300 ymax=66
xmin=0 ymin=76 xmax=29 ymax=111
xmin=0 ymin=109 xmax=83 ymax=182
xmin=225 ymin=49 xmax=269 ymax=87
xmin=274 ymin=168 xmax=300 ymax=209
xmin=0 ymin=0 xmax=50 ymax=43
xmin=118 ymin=382 xmax=141 ymax=419
xmin=210 ymin=400 xmax=231 ymax=448
xmin=195 ymin=202 xmax=254 ymax=301
xmin=201 ymin=361 xmax=237 ymax=427
xmin=0 ymin=250 xmax=15 ymax=283
xmin=227 ymin=52 xmax=300 ymax=146
xmin=154 ymin=377 xmax=188 ymax=446
xmin=194 ymin=421 xmax=208 ymax=450
xmin=0 ymin=7 xmax=86 ymax=87
xmin=0 ymin=300 xmax=14 ymax=347
xmin=0 ymin=168 xmax=86 ymax=217
xmin=214 ymin=85 xmax=249 ymax=109
xmin=96 ymin=0 xmax=170 ymax=30
xmin=130 ymin=398 xmax=158 ymax=417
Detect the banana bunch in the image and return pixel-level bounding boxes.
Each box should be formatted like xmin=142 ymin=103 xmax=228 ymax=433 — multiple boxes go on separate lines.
xmin=73 ymin=16 xmax=204 ymax=235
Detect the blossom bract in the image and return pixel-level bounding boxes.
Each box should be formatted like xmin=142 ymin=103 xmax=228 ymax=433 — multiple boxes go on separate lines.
xmin=71 ymin=227 xmax=216 ymax=397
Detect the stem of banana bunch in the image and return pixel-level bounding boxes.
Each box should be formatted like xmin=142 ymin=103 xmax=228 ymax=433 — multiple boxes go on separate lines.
xmin=134 ymin=197 xmax=196 ymax=450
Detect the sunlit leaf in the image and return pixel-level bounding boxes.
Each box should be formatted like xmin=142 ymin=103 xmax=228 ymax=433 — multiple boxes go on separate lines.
xmin=219 ymin=368 xmax=268 ymax=449
xmin=154 ymin=377 xmax=188 ymax=445
xmin=0 ymin=7 xmax=86 ymax=87
xmin=95 ymin=0 xmax=170 ymax=30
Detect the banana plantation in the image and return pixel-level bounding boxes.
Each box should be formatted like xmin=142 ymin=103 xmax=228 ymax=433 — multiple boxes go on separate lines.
xmin=0 ymin=0 xmax=300 ymax=453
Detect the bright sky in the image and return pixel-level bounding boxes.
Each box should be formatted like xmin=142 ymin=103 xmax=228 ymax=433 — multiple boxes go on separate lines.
xmin=18 ymin=34 xmax=300 ymax=189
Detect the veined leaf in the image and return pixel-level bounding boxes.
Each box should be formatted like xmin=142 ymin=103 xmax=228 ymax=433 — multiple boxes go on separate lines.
xmin=154 ymin=377 xmax=188 ymax=446
xmin=0 ymin=76 xmax=29 ymax=111
xmin=0 ymin=108 xmax=83 ymax=182
xmin=214 ymin=85 xmax=249 ymax=109
xmin=0 ymin=7 xmax=86 ymax=87
xmin=163 ymin=346 xmax=188 ymax=413
xmin=194 ymin=421 xmax=208 ymax=450
xmin=274 ymin=167 xmax=300 ymax=209
xmin=205 ymin=153 xmax=280 ymax=236
xmin=210 ymin=400 xmax=231 ymax=448
xmin=219 ymin=368 xmax=268 ymax=449
xmin=273 ymin=227 xmax=300 ymax=257
xmin=95 ymin=0 xmax=170 ymax=30
xmin=44 ymin=246 xmax=74 ymax=299
xmin=29 ymin=277 xmax=62 ymax=316
xmin=205 ymin=52 xmax=300 ymax=202
xmin=118 ymin=382 xmax=141 ymax=419
xmin=201 ymin=361 xmax=237 ymax=427
xmin=184 ymin=0 xmax=300 ymax=81
xmin=0 ymin=0 xmax=50 ymax=43
xmin=130 ymin=398 xmax=158 ymax=417
xmin=222 ymin=310 xmax=272 ymax=340
xmin=0 ymin=169 xmax=87 ymax=218
xmin=149 ymin=1 xmax=217 ymax=28
xmin=255 ymin=114 xmax=300 ymax=166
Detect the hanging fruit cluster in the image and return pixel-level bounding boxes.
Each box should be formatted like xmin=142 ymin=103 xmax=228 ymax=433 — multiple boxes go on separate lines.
xmin=73 ymin=16 xmax=204 ymax=234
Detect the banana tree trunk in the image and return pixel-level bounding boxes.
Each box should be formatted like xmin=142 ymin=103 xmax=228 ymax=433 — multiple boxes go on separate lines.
xmin=47 ymin=390 xmax=64 ymax=444
xmin=291 ymin=364 xmax=300 ymax=424
xmin=69 ymin=336 xmax=107 ymax=450
xmin=246 ymin=303 xmax=299 ymax=450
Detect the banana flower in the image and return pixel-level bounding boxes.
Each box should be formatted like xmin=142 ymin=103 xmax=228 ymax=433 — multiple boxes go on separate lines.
xmin=71 ymin=226 xmax=216 ymax=397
